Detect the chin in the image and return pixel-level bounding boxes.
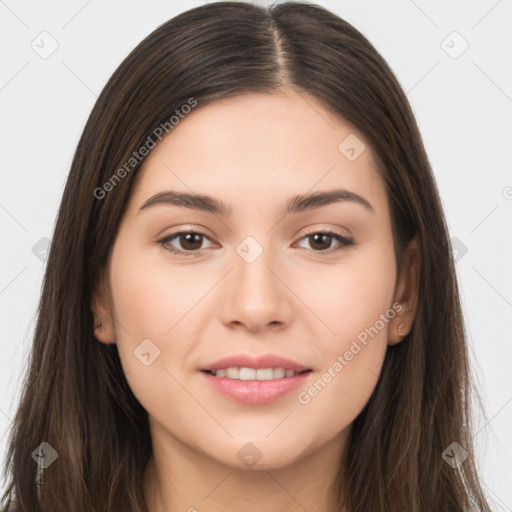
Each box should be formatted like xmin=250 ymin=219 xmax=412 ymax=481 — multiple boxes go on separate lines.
xmin=203 ymin=436 xmax=313 ymax=471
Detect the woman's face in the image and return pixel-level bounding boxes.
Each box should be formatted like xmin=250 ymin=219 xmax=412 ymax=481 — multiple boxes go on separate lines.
xmin=94 ymin=90 xmax=416 ymax=470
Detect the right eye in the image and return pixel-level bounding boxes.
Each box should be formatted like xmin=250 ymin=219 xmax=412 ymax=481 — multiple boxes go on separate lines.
xmin=157 ymin=230 xmax=215 ymax=257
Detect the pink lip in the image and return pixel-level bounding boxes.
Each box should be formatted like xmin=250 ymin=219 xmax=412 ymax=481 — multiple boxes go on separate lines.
xmin=199 ymin=353 xmax=312 ymax=405
xmin=200 ymin=353 xmax=310 ymax=372
xmin=201 ymin=371 xmax=311 ymax=404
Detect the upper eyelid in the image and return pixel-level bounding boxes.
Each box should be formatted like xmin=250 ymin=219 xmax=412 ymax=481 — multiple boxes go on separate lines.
xmin=159 ymin=227 xmax=350 ymax=241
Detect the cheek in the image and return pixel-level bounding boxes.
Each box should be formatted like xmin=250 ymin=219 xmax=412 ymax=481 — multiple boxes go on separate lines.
xmin=304 ymin=241 xmax=397 ymax=345
xmin=108 ymin=235 xmax=207 ymax=340
xmin=106 ymin=241 xmax=191 ymax=404
xmin=295 ymin=243 xmax=396 ymax=426
xmin=295 ymin=337 xmax=387 ymax=450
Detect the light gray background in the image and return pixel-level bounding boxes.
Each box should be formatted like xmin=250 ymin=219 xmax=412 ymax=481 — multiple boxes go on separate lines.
xmin=1 ymin=0 xmax=511 ymax=509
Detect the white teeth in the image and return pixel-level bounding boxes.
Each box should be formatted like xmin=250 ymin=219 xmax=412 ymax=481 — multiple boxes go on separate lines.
xmin=210 ymin=366 xmax=306 ymax=380
xmin=273 ymin=367 xmax=285 ymax=378
xmin=239 ymin=367 xmax=256 ymax=380
xmin=256 ymin=368 xmax=274 ymax=380
xmin=225 ymin=367 xmax=240 ymax=379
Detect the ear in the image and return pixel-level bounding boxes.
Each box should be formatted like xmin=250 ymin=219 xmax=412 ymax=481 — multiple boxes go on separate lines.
xmin=90 ymin=267 xmax=117 ymax=345
xmin=388 ymin=235 xmax=421 ymax=346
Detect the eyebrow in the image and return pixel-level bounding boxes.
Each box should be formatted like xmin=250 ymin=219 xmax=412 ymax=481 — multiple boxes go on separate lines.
xmin=138 ymin=188 xmax=375 ymax=216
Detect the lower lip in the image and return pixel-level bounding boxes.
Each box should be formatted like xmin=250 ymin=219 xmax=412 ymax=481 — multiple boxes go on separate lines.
xmin=201 ymin=371 xmax=311 ymax=404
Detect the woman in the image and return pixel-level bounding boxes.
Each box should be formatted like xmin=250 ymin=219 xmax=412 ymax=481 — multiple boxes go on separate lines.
xmin=0 ymin=1 xmax=492 ymax=511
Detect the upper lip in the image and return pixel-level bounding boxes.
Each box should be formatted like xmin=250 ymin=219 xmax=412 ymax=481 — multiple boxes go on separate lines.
xmin=200 ymin=353 xmax=311 ymax=372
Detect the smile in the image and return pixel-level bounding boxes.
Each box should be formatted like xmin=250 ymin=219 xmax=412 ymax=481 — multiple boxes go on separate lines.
xmin=202 ymin=367 xmax=311 ymax=380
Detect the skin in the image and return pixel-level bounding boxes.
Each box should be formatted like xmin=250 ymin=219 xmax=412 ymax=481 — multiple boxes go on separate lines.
xmin=92 ymin=89 xmax=420 ymax=512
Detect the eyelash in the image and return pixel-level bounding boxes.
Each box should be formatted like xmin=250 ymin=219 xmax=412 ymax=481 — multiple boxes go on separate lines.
xmin=157 ymin=229 xmax=354 ymax=257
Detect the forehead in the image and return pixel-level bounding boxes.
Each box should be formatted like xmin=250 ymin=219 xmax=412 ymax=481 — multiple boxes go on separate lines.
xmin=129 ymin=91 xmax=388 ymax=217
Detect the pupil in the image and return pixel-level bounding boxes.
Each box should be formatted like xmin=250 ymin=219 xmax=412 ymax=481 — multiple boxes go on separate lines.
xmin=182 ymin=233 xmax=202 ymax=250
xmin=310 ymin=234 xmax=331 ymax=250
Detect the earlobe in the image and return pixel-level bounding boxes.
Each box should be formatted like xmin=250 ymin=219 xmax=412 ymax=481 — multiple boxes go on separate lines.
xmin=389 ymin=320 xmax=409 ymax=346
xmin=389 ymin=236 xmax=421 ymax=346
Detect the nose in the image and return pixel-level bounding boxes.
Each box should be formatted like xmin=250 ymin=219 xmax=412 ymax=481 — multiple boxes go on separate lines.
xmin=219 ymin=242 xmax=293 ymax=333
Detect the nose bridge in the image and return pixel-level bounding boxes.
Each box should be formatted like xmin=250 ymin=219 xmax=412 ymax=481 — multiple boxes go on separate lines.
xmin=234 ymin=234 xmax=280 ymax=301
xmin=219 ymin=233 xmax=292 ymax=329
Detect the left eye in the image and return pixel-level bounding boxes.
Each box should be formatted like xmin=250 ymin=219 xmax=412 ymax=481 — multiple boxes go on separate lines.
xmin=157 ymin=230 xmax=354 ymax=257
xmin=294 ymin=231 xmax=354 ymax=253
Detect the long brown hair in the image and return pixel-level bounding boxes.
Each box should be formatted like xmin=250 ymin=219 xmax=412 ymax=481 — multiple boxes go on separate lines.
xmin=1 ymin=2 xmax=491 ymax=511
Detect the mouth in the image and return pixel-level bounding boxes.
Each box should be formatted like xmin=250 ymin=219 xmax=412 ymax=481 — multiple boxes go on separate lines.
xmin=199 ymin=353 xmax=313 ymax=404
xmin=201 ymin=367 xmax=312 ymax=380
